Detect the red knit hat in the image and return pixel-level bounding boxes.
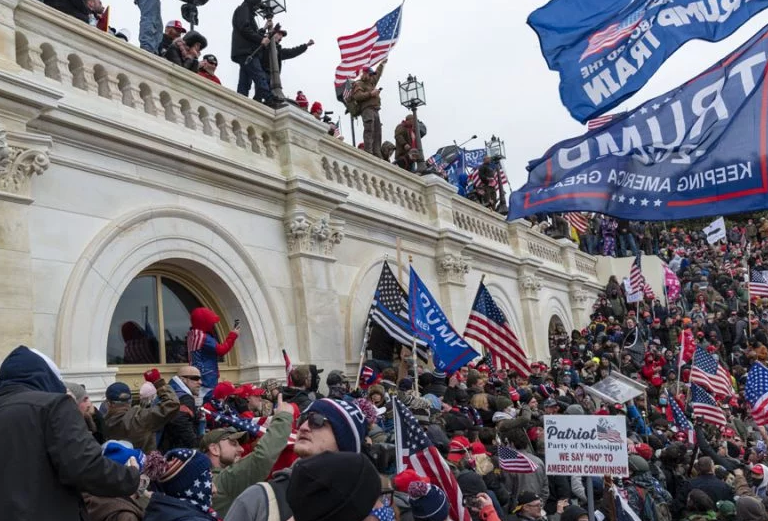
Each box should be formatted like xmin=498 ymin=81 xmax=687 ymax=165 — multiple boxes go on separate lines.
xmin=393 ymin=469 xmax=429 ymax=492
xmin=634 ymin=443 xmax=653 ymax=460
xmin=310 ymin=101 xmax=323 ymax=115
xmin=213 ymin=381 xmax=236 ymax=400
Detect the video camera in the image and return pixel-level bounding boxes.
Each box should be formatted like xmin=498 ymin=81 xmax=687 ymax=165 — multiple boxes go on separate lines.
xmin=322 ymin=111 xmax=334 ymax=125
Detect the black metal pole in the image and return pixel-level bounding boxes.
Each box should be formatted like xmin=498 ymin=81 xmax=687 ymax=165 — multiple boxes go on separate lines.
xmin=350 ymin=114 xmax=356 ymax=147
xmin=412 ymin=106 xmax=426 ymax=173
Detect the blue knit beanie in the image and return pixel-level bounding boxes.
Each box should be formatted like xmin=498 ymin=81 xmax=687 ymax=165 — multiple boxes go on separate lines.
xmin=409 ymin=481 xmax=449 ymax=521
xmin=303 ymin=398 xmax=366 ymax=453
xmin=102 ymin=440 xmax=145 ymax=471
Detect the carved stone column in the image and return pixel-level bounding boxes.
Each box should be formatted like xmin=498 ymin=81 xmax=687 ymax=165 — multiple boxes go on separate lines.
xmin=517 ymin=265 xmax=546 ymax=363
xmin=284 ymin=178 xmax=348 ymax=369
xmin=0 ymin=124 xmax=51 ymax=358
xmin=569 ymin=281 xmax=593 ymax=330
xmin=433 ymin=229 xmax=472 ymax=324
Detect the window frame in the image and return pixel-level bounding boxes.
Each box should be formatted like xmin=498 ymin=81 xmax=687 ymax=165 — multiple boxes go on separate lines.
xmin=109 ymin=263 xmax=239 ymax=380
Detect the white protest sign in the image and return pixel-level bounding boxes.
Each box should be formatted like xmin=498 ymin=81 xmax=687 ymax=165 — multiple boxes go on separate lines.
xmin=703 ymin=217 xmax=726 ymax=245
xmin=626 ymin=291 xmax=643 ymax=303
xmin=544 ymin=415 xmax=628 ymax=477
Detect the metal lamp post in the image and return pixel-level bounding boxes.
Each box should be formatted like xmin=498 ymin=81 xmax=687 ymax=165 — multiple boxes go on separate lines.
xmin=257 ymin=0 xmax=288 ymax=103
xmin=485 ymin=135 xmax=508 ymax=214
xmin=398 ymin=74 xmax=426 ymax=173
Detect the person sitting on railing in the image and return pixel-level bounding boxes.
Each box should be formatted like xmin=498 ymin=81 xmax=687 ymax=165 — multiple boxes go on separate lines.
xmin=43 ymin=0 xmax=90 ymax=23
xmin=158 ymin=20 xmax=186 ymax=58
xmin=394 ymin=114 xmax=419 ymax=172
xmin=164 ymin=30 xmax=208 ymax=73
xmin=197 ymin=54 xmax=221 ymax=85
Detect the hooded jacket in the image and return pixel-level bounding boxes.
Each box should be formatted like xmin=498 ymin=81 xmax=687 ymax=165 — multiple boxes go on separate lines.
xmin=188 ymin=307 xmax=238 ymax=389
xmin=144 ymin=493 xmax=217 ymax=521
xmin=160 ymin=376 xmax=201 ymax=451
xmin=230 ymin=0 xmax=267 ymax=63
xmin=0 ymin=346 xmax=140 ymax=520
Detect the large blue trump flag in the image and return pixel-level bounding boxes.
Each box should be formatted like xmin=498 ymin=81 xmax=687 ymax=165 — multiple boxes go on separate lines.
xmin=408 ymin=267 xmax=479 ymax=372
xmin=529 ymin=0 xmax=768 ymax=123
xmin=509 ymin=23 xmax=768 ymax=222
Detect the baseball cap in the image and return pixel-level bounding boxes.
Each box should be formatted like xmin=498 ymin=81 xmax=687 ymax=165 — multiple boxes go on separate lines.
xmin=200 ymin=427 xmax=247 ymax=451
xmin=236 ymin=383 xmax=264 ymax=398
xmin=542 ymin=398 xmax=558 ymax=408
xmin=447 ymin=436 xmax=470 ymax=463
xmin=166 ymin=20 xmax=186 ymax=33
xmin=202 ymin=54 xmax=218 ymax=65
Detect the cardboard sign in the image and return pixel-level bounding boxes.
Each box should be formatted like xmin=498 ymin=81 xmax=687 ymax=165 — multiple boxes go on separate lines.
xmin=544 ymin=415 xmax=628 ymax=477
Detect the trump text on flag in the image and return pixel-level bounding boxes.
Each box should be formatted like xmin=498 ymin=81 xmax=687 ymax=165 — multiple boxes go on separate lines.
xmin=509 ymin=22 xmax=768 ymax=222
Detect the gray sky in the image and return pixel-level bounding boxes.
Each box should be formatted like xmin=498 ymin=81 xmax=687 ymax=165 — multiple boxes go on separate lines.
xmin=107 ymin=1 xmax=768 ymax=189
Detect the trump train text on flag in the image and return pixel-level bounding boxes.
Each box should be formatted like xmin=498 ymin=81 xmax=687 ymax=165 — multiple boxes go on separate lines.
xmin=528 ymin=0 xmax=768 ymax=123
xmin=508 ymin=23 xmax=768 ymax=222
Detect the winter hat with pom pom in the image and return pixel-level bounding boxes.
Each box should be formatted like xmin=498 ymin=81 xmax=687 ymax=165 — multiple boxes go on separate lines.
xmin=354 ymin=397 xmax=379 ymax=425
xmin=139 ymin=381 xmax=157 ymax=401
xmin=408 ymin=481 xmax=449 ymax=521
xmin=392 ymin=469 xmax=429 ymax=492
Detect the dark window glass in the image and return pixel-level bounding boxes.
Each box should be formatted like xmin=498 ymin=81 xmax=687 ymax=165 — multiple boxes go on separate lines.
xmin=107 ymin=276 xmax=160 ymax=365
xmin=162 ymin=277 xmax=204 ymax=364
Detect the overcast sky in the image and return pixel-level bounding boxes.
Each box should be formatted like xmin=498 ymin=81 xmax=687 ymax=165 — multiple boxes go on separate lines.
xmin=106 ymin=1 xmax=768 ymax=189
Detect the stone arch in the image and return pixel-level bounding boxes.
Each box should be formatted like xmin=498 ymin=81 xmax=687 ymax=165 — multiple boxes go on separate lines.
xmin=544 ymin=295 xmax=573 ymax=361
xmin=55 ymin=206 xmax=285 ymax=383
xmin=344 ymin=255 xmax=407 ymax=363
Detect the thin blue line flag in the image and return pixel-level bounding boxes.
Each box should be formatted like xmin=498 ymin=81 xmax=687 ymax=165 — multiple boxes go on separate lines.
xmin=509 ymin=23 xmax=768 ymax=222
xmin=529 ymin=0 xmax=768 ymax=123
xmin=408 ymin=267 xmax=480 ymax=372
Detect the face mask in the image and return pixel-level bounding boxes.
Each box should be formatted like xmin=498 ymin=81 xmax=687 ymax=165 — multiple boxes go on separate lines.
xmin=659 ymin=398 xmax=668 ymax=406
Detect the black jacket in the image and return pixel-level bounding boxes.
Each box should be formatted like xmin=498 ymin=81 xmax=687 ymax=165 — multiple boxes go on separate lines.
xmin=165 ymin=41 xmax=200 ymax=72
xmin=43 ymin=0 xmax=89 ymax=22
xmin=676 ymin=474 xmax=734 ymax=507
xmin=231 ymin=1 xmax=266 ymax=63
xmin=159 ymin=33 xmax=174 ymax=57
xmin=259 ymin=42 xmax=308 ymax=74
xmin=161 ymin=377 xmax=200 ymax=451
xmin=144 ymin=494 xmax=216 ymax=521
xmin=281 ymin=386 xmax=314 ymax=411
xmin=0 ymin=346 xmax=140 ymax=520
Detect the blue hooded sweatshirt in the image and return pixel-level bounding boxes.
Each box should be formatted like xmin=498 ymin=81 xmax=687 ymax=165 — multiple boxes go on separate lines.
xmin=0 ymin=345 xmax=66 ymax=394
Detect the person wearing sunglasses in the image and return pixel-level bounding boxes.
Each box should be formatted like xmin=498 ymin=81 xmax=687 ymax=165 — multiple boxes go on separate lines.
xmin=198 ymin=54 xmax=221 ymax=85
xmin=160 ymin=366 xmax=203 ymax=451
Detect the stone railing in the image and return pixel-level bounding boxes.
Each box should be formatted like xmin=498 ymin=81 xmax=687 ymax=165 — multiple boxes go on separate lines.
xmin=1 ymin=0 xmax=603 ymax=287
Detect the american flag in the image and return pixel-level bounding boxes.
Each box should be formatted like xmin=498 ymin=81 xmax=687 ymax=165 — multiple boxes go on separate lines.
xmin=203 ymin=409 xmax=298 ymax=444
xmin=467 ymin=167 xmax=508 ymax=190
xmin=334 ymin=5 xmax=402 ymax=89
xmin=341 ymin=78 xmax=353 ymax=102
xmin=283 ymin=349 xmax=294 ymax=387
xmin=464 ymin=282 xmax=530 ymax=376
xmin=666 ymin=389 xmax=693 ymax=436
xmin=498 ymin=445 xmax=538 ymax=473
xmin=368 ymin=261 xmax=428 ymax=361
xmin=629 ymin=254 xmax=647 ymax=295
xmin=580 ymin=7 xmax=645 ymax=62
xmin=564 ymin=212 xmax=589 ymax=234
xmin=393 ymin=397 xmax=470 ymax=521
xmin=596 ymin=419 xmax=622 ymax=443
xmin=750 ymin=269 xmax=768 ymax=298
xmin=482 ymin=351 xmax=496 ymax=374
xmin=690 ymin=384 xmax=726 ymax=427
xmin=691 ymin=346 xmax=732 ymax=397
xmin=426 ymin=155 xmax=447 ymax=177
xmin=587 ymin=114 xmax=617 ymax=130
xmin=746 ymin=362 xmax=768 ymax=426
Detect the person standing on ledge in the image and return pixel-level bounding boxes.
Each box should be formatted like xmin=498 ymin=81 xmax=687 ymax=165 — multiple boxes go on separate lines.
xmin=187 ymin=307 xmax=240 ymax=400
xmin=352 ymin=60 xmax=387 ymax=159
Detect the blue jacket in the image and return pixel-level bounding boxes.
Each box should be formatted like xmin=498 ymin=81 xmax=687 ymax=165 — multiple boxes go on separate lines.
xmin=144 ymin=494 xmax=216 ymax=521
xmin=187 ymin=308 xmax=238 ymax=389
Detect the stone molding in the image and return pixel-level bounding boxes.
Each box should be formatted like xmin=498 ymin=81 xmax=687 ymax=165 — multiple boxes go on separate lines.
xmin=519 ymin=274 xmax=543 ymax=299
xmin=285 ymin=213 xmax=344 ymax=259
xmin=0 ymin=127 xmax=49 ymax=203
xmin=436 ymin=253 xmax=470 ymax=285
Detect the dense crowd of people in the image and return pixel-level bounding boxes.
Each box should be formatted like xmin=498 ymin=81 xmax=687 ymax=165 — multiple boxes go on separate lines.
xmin=5 ymin=215 xmax=768 ymax=521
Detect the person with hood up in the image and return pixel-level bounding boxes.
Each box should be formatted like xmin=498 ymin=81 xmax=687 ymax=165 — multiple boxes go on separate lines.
xmin=165 ymin=30 xmax=208 ymax=72
xmin=625 ymin=454 xmax=673 ymax=521
xmin=0 ymin=345 xmax=140 ymax=520
xmin=144 ymin=448 xmax=218 ymax=521
xmin=187 ymin=307 xmax=240 ymax=398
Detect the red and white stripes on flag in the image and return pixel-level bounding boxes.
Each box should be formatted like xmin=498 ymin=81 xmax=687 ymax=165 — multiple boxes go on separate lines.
xmin=283 ymin=349 xmax=294 ymax=387
xmin=690 ymin=384 xmax=727 ymax=427
xmin=465 ymin=282 xmax=530 ymax=377
xmin=498 ymin=445 xmax=538 ymax=473
xmin=564 ymin=213 xmax=589 ymax=234
xmin=629 ymin=254 xmax=647 ymax=294
xmin=468 ymin=168 xmax=508 ymax=190
xmin=587 ymin=114 xmax=616 ymax=130
xmin=691 ymin=346 xmax=733 ymax=397
xmin=334 ymin=5 xmax=403 ymax=88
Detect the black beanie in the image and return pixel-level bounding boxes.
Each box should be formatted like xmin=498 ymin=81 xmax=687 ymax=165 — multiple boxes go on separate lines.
xmin=457 ymin=470 xmax=488 ymax=496
xmin=287 ymin=452 xmax=381 ymax=521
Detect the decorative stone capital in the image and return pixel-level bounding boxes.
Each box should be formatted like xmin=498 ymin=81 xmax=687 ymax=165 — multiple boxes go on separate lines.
xmin=436 ymin=254 xmax=470 ymax=285
xmin=285 ymin=212 xmax=344 ymax=259
xmin=518 ymin=274 xmax=543 ymax=299
xmin=571 ymin=289 xmax=591 ymax=306
xmin=0 ymin=127 xmax=50 ymax=203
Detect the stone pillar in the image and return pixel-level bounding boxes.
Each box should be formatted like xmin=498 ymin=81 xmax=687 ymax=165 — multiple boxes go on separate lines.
xmin=0 ymin=0 xmax=20 ymax=69
xmin=517 ymin=265 xmax=546 ymax=363
xmin=284 ymin=178 xmax=348 ymax=370
xmin=435 ymin=251 xmax=470 ymax=325
xmin=0 ymin=124 xmax=51 ymax=359
xmin=569 ymin=280 xmax=592 ymax=330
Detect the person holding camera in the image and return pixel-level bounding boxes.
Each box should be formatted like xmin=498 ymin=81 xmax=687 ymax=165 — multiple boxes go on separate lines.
xmin=231 ymin=0 xmax=272 ymax=103
xmin=164 ymin=30 xmax=208 ymax=72
xmin=352 ymin=60 xmax=387 ymax=158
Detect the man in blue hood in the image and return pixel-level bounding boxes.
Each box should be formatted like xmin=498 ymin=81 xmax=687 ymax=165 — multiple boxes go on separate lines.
xmin=0 ymin=345 xmax=140 ymax=520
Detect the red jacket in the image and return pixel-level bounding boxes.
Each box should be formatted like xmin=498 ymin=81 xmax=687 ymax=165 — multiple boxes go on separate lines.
xmin=198 ymin=70 xmax=221 ymax=84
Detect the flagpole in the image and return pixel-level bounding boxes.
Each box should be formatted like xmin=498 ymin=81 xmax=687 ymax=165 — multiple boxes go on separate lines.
xmin=412 ymin=336 xmax=419 ymax=396
xmin=354 ymin=317 xmax=372 ymax=392
xmin=384 ymin=0 xmax=406 ymax=59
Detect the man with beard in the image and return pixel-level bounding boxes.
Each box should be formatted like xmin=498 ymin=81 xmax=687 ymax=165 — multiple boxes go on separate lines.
xmin=224 ymin=398 xmax=367 ymax=521
xmin=205 ymin=393 xmax=294 ymax=517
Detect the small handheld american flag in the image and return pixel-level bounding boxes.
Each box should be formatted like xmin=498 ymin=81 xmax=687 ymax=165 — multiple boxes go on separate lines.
xmin=498 ymin=445 xmax=538 ymax=474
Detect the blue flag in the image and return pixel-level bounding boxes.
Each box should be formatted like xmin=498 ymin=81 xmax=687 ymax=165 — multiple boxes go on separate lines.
xmin=463 ymin=149 xmax=487 ymax=169
xmin=509 ymin=23 xmax=768 ymax=222
xmin=408 ymin=267 xmax=480 ymax=372
xmin=529 ymin=0 xmax=768 ymax=123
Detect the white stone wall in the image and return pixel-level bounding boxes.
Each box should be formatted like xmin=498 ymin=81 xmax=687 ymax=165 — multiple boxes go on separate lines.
xmin=0 ymin=0 xmax=604 ymax=399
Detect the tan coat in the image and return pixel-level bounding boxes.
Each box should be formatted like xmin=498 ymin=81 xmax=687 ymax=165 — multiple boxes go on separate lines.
xmin=104 ymin=382 xmax=180 ymax=453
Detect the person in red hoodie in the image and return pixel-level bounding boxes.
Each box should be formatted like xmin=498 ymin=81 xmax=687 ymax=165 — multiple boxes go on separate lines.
xmin=197 ymin=54 xmax=221 ymax=84
xmin=187 ymin=307 xmax=239 ymax=399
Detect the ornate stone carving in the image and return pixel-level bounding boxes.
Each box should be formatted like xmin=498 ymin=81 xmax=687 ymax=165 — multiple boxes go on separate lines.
xmin=285 ymin=214 xmax=344 ymax=257
xmin=571 ymin=289 xmax=591 ymax=304
xmin=0 ymin=129 xmax=50 ymax=200
xmin=519 ymin=274 xmax=543 ymax=299
xmin=436 ymin=254 xmax=470 ymax=285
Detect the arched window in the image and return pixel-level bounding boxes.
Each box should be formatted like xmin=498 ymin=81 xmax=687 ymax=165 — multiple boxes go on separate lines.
xmin=106 ymin=264 xmax=236 ymax=372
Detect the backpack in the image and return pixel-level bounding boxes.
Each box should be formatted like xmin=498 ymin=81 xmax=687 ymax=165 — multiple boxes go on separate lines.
xmin=342 ymin=79 xmax=362 ymax=118
xmin=635 ymin=480 xmax=672 ymax=521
